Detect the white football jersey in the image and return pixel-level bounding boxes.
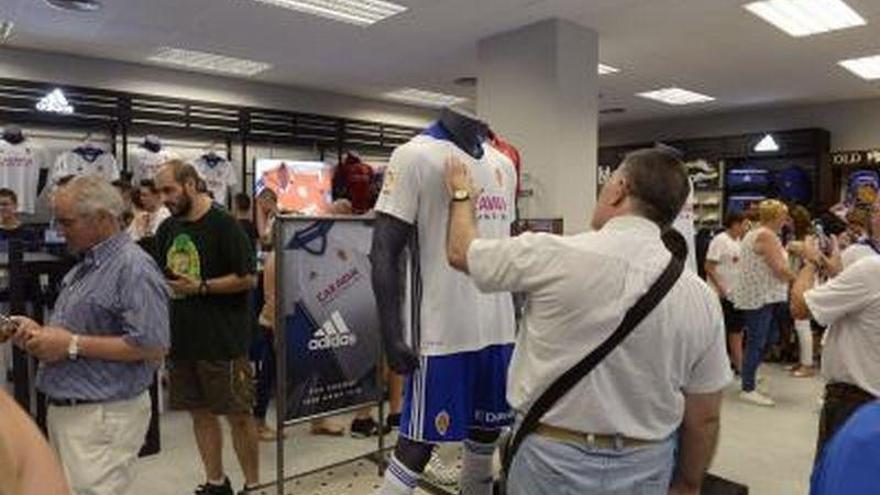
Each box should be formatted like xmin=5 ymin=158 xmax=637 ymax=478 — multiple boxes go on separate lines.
xmin=191 ymin=155 xmax=237 ymax=205
xmin=51 ymin=147 xmax=120 ymax=185
xmin=0 ymin=140 xmax=44 ymax=214
xmin=375 ymin=123 xmax=517 ymax=356
xmin=132 ymin=147 xmax=176 ymax=183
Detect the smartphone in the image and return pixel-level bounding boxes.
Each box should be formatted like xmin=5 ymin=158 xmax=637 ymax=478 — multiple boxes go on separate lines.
xmin=813 ymin=220 xmax=831 ymax=255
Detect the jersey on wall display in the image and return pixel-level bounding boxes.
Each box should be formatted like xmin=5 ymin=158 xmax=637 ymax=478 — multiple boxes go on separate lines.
xmin=51 ymin=143 xmax=120 ymax=185
xmin=0 ymin=136 xmax=45 ymax=214
xmin=278 ymin=217 xmax=381 ymax=420
xmin=255 ymin=159 xmax=332 ymax=215
xmin=191 ymin=152 xmax=236 ymax=205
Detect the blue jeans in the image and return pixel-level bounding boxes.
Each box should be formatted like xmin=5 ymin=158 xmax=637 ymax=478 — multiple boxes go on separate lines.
xmin=508 ymin=433 xmax=676 ymax=495
xmin=742 ymin=304 xmax=776 ymax=392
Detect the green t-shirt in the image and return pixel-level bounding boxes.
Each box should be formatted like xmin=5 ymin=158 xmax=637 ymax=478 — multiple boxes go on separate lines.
xmin=155 ymin=206 xmax=256 ymax=360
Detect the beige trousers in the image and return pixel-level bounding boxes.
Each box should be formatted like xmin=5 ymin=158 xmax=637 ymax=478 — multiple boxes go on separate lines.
xmin=47 ymin=391 xmax=150 ymax=495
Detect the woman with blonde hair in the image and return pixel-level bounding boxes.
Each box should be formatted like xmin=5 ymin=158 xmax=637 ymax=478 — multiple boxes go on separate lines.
xmin=731 ymin=199 xmax=796 ymax=406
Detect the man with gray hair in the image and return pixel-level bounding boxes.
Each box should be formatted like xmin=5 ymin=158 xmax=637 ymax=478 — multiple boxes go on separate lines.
xmin=9 ymin=175 xmax=170 ymax=495
xmin=445 ymin=148 xmax=732 ymax=494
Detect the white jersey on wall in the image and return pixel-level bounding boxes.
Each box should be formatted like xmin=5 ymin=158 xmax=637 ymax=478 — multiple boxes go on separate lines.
xmin=191 ymin=154 xmax=237 ymax=205
xmin=51 ymin=147 xmax=120 ymax=185
xmin=375 ymin=122 xmax=517 ymax=356
xmin=0 ymin=140 xmax=45 ymax=214
xmin=132 ymin=147 xmax=176 ymax=183
xmin=672 ymin=180 xmax=698 ymax=273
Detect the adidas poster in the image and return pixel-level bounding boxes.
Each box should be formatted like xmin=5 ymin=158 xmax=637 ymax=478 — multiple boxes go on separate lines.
xmin=279 ymin=218 xmax=381 ymax=419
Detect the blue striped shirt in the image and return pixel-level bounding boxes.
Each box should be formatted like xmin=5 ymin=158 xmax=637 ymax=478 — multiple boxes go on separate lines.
xmin=37 ymin=232 xmax=170 ymax=401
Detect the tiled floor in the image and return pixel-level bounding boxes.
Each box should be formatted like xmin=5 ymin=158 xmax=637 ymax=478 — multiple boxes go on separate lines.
xmin=133 ymin=363 xmax=823 ymax=495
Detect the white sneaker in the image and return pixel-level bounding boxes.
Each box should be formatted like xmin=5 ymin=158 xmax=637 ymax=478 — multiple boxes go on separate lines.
xmin=422 ymin=451 xmax=459 ymax=486
xmin=740 ymin=390 xmax=775 ymax=407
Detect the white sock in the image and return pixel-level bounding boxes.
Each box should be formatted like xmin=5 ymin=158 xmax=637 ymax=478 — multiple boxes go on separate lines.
xmin=374 ymin=455 xmax=419 ymax=495
xmin=795 ymin=320 xmax=813 ymax=367
xmin=460 ymin=439 xmax=496 ymax=495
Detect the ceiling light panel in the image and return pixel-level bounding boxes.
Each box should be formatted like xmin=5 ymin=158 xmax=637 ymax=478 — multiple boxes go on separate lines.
xmin=383 ymin=88 xmax=467 ymax=108
xmin=637 ymin=87 xmax=715 ymax=106
xmin=598 ymin=63 xmax=620 ymax=75
xmin=839 ymin=54 xmax=880 ymax=80
xmin=251 ymin=0 xmax=407 ymax=26
xmin=148 ymin=47 xmax=272 ymax=76
xmin=744 ymin=0 xmax=866 ymax=37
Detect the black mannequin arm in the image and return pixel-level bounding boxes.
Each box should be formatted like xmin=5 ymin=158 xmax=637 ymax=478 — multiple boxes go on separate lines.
xmin=371 ymin=212 xmax=419 ymax=374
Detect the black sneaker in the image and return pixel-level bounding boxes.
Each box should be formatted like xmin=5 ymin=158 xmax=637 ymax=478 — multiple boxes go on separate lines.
xmin=194 ymin=478 xmax=234 ymax=495
xmin=350 ymin=417 xmax=379 ymax=438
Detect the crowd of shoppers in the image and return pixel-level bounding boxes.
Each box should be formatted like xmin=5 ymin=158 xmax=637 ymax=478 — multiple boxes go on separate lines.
xmin=1 ymin=147 xmax=878 ymax=495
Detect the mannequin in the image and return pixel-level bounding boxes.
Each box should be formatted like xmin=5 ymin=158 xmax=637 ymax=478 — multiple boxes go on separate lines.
xmin=371 ymin=108 xmax=517 ymax=495
xmin=2 ymin=125 xmax=24 ymax=145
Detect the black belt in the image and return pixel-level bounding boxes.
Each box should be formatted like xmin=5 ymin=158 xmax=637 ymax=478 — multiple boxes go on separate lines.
xmin=47 ymin=397 xmax=104 ymax=407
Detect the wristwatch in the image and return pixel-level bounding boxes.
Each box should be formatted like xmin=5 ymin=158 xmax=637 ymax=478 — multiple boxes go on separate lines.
xmin=68 ymin=334 xmax=80 ymax=361
xmin=199 ymin=279 xmax=209 ymax=296
xmin=451 ymin=189 xmax=470 ymax=202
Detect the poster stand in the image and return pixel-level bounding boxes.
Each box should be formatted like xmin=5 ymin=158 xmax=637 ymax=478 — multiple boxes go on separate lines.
xmin=247 ymin=215 xmax=389 ymax=495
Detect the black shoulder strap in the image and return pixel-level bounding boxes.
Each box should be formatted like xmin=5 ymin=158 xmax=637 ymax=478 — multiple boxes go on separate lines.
xmin=504 ymin=234 xmax=686 ymax=471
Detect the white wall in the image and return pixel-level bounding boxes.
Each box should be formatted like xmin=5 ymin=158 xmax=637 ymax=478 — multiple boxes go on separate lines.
xmin=0 ymin=47 xmax=435 ymax=127
xmin=600 ymin=98 xmax=880 ymax=151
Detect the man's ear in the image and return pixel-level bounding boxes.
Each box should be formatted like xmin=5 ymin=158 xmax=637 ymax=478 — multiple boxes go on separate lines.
xmin=608 ymin=177 xmax=628 ymax=207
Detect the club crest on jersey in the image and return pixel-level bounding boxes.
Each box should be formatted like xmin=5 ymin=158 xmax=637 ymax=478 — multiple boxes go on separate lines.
xmin=308 ymin=310 xmax=358 ymax=351
xmin=435 ymin=410 xmax=451 ymax=436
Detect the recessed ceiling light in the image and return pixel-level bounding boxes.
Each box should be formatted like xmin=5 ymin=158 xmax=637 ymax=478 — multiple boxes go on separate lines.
xmin=598 ymin=64 xmax=620 ymax=75
xmin=251 ymin=0 xmax=407 ymax=26
xmin=147 ymin=47 xmax=272 ymax=77
xmin=383 ymin=88 xmax=467 ymax=108
xmin=636 ymin=87 xmax=715 ymax=106
xmin=839 ymin=54 xmax=880 ymax=80
xmin=43 ymin=0 xmax=102 ymax=12
xmin=744 ymin=0 xmax=866 ymax=37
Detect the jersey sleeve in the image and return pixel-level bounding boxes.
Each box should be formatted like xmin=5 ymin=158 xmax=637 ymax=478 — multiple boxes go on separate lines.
xmin=467 ymin=232 xmax=560 ymax=293
xmin=374 ymin=146 xmax=421 ymax=224
xmin=104 ymin=154 xmax=120 ymax=182
xmin=225 ymin=161 xmax=238 ymax=187
xmin=805 ymin=257 xmax=880 ymax=328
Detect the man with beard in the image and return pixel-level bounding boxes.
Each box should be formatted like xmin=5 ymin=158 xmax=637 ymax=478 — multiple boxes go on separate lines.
xmin=154 ymin=160 xmax=259 ymax=495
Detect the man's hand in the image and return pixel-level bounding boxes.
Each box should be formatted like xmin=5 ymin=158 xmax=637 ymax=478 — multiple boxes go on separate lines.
xmin=167 ymin=273 xmax=201 ymax=297
xmin=384 ymin=340 xmax=419 ymax=375
xmin=9 ymin=316 xmax=39 ymax=348
xmin=23 ymin=326 xmax=72 ymax=363
xmin=800 ymin=236 xmax=823 ymax=265
xmin=444 ymin=155 xmax=481 ymax=200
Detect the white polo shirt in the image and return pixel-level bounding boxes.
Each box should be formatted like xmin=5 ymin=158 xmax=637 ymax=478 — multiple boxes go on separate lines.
xmin=467 ymin=215 xmax=732 ymax=440
xmin=805 ymin=256 xmax=880 ymax=396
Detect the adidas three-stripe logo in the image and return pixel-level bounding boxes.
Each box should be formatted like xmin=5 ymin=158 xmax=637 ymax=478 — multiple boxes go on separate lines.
xmin=308 ymin=311 xmax=358 ymax=350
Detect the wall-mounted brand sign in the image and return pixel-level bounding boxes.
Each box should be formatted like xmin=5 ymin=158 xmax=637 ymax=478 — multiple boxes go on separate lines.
xmin=830 ymin=150 xmax=880 ymax=167
xmin=35 ymin=89 xmax=74 ymax=114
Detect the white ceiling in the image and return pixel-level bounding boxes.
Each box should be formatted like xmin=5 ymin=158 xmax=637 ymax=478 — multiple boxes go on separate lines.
xmin=2 ymin=0 xmax=880 ymax=125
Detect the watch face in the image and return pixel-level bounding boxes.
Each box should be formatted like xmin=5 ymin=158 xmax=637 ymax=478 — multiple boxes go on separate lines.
xmin=454 ymin=190 xmax=469 ymax=200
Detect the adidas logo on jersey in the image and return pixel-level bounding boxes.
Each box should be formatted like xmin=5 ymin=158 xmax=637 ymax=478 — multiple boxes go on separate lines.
xmin=308 ymin=311 xmax=358 ymax=350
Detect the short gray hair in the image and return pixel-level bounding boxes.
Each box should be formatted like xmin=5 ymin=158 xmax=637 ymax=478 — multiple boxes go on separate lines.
xmin=619 ymin=148 xmax=690 ymax=227
xmin=58 ymin=176 xmax=126 ymax=220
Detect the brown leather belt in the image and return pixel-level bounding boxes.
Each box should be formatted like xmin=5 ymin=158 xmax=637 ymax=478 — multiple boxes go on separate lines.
xmin=534 ymin=423 xmax=657 ymax=450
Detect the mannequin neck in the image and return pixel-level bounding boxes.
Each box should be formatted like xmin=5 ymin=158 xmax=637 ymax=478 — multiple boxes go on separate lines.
xmin=438 ymin=108 xmax=487 ymax=159
xmin=142 ymin=140 xmax=162 ymax=153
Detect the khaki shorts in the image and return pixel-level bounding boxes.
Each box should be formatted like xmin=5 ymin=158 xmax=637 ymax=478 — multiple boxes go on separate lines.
xmin=169 ymin=358 xmax=255 ymax=415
